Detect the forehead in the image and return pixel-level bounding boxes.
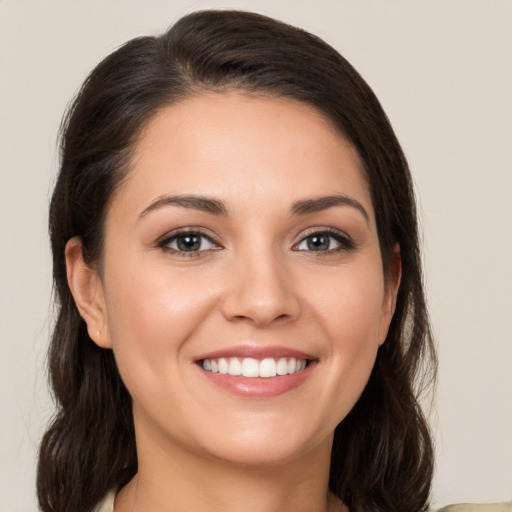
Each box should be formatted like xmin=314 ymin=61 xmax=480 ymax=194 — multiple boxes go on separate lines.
xmin=113 ymin=92 xmax=372 ymax=219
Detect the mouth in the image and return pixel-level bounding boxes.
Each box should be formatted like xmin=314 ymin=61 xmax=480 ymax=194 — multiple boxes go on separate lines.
xmin=194 ymin=346 xmax=316 ymax=397
xmin=200 ymin=356 xmax=309 ymax=378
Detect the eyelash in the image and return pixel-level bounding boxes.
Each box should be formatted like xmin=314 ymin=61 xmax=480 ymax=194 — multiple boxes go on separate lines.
xmin=156 ymin=227 xmax=355 ymax=256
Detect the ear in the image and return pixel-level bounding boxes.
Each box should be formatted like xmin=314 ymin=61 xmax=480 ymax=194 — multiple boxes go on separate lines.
xmin=65 ymin=237 xmax=112 ymax=349
xmin=378 ymin=243 xmax=402 ymax=345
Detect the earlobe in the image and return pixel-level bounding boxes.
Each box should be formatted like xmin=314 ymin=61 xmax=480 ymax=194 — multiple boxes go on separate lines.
xmin=65 ymin=237 xmax=112 ymax=349
xmin=378 ymin=243 xmax=402 ymax=345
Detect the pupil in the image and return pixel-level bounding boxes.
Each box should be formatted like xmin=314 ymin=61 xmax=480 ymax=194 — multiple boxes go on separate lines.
xmin=308 ymin=234 xmax=329 ymax=251
xmin=177 ymin=235 xmax=201 ymax=251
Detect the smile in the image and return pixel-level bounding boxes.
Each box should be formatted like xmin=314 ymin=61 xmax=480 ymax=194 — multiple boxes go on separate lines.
xmin=202 ymin=357 xmax=308 ymax=378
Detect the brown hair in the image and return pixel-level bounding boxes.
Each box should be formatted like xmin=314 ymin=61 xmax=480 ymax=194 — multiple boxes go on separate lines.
xmin=39 ymin=10 xmax=436 ymax=512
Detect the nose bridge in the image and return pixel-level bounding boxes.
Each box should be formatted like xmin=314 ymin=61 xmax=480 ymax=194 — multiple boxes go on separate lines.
xmin=221 ymin=242 xmax=300 ymax=326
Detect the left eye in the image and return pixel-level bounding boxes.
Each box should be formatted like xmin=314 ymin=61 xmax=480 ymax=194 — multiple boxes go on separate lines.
xmin=294 ymin=231 xmax=348 ymax=252
xmin=162 ymin=232 xmax=217 ymax=252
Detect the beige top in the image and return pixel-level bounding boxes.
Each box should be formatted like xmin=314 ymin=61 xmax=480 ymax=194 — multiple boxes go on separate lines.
xmin=93 ymin=490 xmax=115 ymax=512
xmin=438 ymin=506 xmax=512 ymax=512
xmin=93 ymin=492 xmax=511 ymax=512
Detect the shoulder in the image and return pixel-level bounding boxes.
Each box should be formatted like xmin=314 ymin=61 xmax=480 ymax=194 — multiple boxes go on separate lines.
xmin=92 ymin=490 xmax=116 ymax=512
xmin=437 ymin=503 xmax=512 ymax=512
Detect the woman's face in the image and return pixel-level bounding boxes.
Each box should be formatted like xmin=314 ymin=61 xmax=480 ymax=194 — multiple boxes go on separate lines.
xmin=91 ymin=93 xmax=399 ymax=467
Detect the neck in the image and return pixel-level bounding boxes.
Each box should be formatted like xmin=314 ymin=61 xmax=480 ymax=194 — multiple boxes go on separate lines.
xmin=115 ymin=426 xmax=345 ymax=512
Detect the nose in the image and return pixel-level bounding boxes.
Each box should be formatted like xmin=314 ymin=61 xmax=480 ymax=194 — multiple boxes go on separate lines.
xmin=220 ymin=250 xmax=301 ymax=327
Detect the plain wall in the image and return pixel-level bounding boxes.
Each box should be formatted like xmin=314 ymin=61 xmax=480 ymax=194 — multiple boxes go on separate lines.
xmin=1 ymin=1 xmax=510 ymax=510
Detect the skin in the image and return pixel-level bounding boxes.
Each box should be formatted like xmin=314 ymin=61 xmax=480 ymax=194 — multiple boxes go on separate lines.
xmin=66 ymin=92 xmax=401 ymax=512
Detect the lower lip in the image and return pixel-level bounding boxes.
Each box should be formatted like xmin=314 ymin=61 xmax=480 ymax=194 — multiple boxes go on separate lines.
xmin=198 ymin=363 xmax=315 ymax=398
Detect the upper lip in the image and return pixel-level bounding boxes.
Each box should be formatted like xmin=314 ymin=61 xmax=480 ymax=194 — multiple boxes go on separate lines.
xmin=195 ymin=344 xmax=315 ymax=362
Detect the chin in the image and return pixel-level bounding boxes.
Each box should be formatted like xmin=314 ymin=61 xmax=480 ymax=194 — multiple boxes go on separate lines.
xmin=190 ymin=415 xmax=333 ymax=469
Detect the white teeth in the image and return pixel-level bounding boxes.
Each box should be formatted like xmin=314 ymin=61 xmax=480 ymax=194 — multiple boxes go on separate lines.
xmin=228 ymin=357 xmax=242 ymax=376
xmin=276 ymin=357 xmax=288 ymax=375
xmin=218 ymin=357 xmax=229 ymax=374
xmin=241 ymin=358 xmax=260 ymax=378
xmin=202 ymin=357 xmax=308 ymax=377
xmin=259 ymin=358 xmax=277 ymax=378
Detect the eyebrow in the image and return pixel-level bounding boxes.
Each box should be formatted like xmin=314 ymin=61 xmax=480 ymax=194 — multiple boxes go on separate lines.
xmin=139 ymin=195 xmax=229 ymax=219
xmin=291 ymin=195 xmax=370 ymax=223
xmin=138 ymin=193 xmax=369 ymax=223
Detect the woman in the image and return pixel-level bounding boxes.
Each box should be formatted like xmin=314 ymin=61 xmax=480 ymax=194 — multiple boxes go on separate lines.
xmin=38 ymin=10 xmax=436 ymax=512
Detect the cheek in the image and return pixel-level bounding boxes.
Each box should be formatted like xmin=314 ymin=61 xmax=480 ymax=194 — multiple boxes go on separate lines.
xmin=308 ymin=261 xmax=386 ymax=346
xmin=331 ymin=276 xmax=385 ymax=371
xmin=303 ymin=261 xmax=385 ymax=413
xmin=102 ymin=259 xmax=217 ymax=380
xmin=101 ymin=262 xmax=221 ymax=431
xmin=106 ymin=256 xmax=205 ymax=333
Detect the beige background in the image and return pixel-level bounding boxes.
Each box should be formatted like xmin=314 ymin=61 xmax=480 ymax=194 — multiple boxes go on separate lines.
xmin=1 ymin=1 xmax=511 ymax=510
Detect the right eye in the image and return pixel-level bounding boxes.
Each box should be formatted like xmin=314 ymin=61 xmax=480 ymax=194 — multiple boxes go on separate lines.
xmin=158 ymin=231 xmax=219 ymax=254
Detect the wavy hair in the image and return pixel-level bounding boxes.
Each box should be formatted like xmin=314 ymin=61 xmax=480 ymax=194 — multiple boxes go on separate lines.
xmin=38 ymin=10 xmax=436 ymax=512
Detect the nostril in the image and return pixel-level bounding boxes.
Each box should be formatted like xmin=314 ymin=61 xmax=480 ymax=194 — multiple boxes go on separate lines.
xmin=229 ymin=312 xmax=293 ymax=326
